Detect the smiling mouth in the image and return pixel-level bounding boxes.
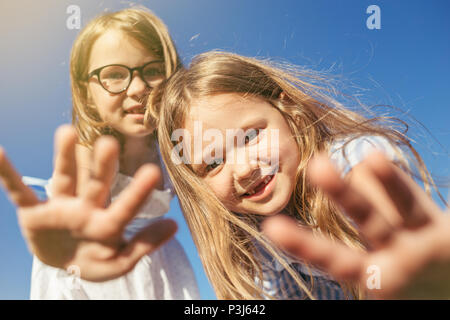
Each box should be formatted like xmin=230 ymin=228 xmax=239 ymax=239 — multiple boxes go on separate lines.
xmin=124 ymin=106 xmax=146 ymax=114
xmin=241 ymin=174 xmax=274 ymax=197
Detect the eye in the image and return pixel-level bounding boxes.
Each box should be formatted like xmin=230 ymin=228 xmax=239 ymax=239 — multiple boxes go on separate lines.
xmin=144 ymin=68 xmax=159 ymax=76
xmin=244 ymin=129 xmax=260 ymax=144
xmin=143 ymin=64 xmax=165 ymax=81
xmin=107 ymin=72 xmax=127 ymax=80
xmin=205 ymin=158 xmax=224 ymax=172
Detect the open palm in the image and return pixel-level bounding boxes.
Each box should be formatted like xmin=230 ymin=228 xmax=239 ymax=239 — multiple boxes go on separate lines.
xmin=0 ymin=125 xmax=177 ymax=282
xmin=263 ymin=152 xmax=450 ymax=299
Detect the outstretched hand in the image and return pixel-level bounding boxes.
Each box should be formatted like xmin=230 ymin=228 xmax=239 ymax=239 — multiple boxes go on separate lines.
xmin=0 ymin=125 xmax=177 ymax=282
xmin=263 ymin=152 xmax=450 ymax=299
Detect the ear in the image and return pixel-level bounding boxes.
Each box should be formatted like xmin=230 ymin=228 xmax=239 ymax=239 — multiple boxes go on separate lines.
xmin=279 ymin=91 xmax=295 ymax=105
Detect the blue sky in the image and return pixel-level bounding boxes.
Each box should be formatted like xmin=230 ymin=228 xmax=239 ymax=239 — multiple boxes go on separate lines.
xmin=0 ymin=0 xmax=448 ymax=299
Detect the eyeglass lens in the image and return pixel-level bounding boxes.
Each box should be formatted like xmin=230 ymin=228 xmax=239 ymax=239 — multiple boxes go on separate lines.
xmin=99 ymin=63 xmax=165 ymax=93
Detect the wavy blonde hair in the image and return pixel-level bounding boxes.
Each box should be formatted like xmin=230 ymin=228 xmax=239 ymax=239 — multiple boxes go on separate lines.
xmin=151 ymin=51 xmax=438 ymax=300
xmin=70 ymin=7 xmax=180 ymax=149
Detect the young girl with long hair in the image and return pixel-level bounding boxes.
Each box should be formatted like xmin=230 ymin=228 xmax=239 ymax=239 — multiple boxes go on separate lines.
xmin=152 ymin=51 xmax=442 ymax=299
xmin=3 ymin=7 xmax=199 ymax=300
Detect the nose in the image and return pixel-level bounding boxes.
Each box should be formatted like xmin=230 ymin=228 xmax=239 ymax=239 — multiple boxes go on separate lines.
xmin=126 ymin=71 xmax=148 ymax=99
xmin=233 ymin=159 xmax=258 ymax=181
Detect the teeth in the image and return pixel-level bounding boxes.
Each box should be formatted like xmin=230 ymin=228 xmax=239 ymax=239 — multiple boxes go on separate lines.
xmin=243 ymin=175 xmax=273 ymax=197
xmin=126 ymin=108 xmax=145 ymax=114
xmin=246 ymin=189 xmax=255 ymax=196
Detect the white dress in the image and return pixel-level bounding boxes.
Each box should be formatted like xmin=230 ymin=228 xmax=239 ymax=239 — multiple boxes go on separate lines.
xmin=28 ymin=169 xmax=200 ymax=300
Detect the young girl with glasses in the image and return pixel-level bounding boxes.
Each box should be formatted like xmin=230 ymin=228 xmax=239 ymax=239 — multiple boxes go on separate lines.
xmin=0 ymin=7 xmax=199 ymax=300
xmin=152 ymin=51 xmax=448 ymax=299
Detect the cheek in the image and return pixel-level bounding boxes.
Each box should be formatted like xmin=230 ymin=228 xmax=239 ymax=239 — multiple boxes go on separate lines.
xmin=277 ymin=127 xmax=300 ymax=168
xmin=281 ymin=140 xmax=300 ymax=195
xmin=89 ymin=85 xmax=123 ymax=119
xmin=205 ymin=174 xmax=235 ymax=203
xmin=281 ymin=141 xmax=299 ymax=169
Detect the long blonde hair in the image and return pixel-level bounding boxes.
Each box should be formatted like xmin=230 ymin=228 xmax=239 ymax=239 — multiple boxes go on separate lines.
xmin=152 ymin=51 xmax=437 ymax=299
xmin=70 ymin=7 xmax=180 ymax=149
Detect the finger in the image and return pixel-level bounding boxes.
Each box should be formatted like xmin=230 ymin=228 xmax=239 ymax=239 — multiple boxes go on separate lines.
xmin=262 ymin=215 xmax=365 ymax=281
xmin=106 ymin=164 xmax=162 ymax=230
xmin=0 ymin=147 xmax=39 ymax=207
xmin=102 ymin=219 xmax=177 ymax=280
xmin=365 ymin=152 xmax=436 ymax=228
xmin=51 ymin=125 xmax=78 ymax=197
xmin=307 ymin=154 xmax=395 ymax=248
xmin=17 ymin=198 xmax=86 ymax=231
xmin=81 ymin=136 xmax=119 ymax=206
xmin=345 ymin=160 xmax=403 ymax=229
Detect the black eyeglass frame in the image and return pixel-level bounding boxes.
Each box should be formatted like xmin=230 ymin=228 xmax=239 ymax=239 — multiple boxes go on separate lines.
xmin=87 ymin=60 xmax=165 ymax=94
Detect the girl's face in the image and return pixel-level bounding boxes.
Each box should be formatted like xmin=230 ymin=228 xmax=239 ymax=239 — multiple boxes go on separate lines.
xmin=88 ymin=29 xmax=162 ymax=138
xmin=184 ymin=93 xmax=300 ymax=216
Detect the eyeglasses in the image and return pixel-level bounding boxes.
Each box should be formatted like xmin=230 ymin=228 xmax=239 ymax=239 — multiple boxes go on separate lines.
xmin=87 ymin=60 xmax=165 ymax=94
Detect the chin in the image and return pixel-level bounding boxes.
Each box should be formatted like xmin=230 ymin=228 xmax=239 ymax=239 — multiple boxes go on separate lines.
xmin=258 ymin=201 xmax=289 ymax=216
xmin=126 ymin=127 xmax=154 ymax=137
xmin=237 ymin=196 xmax=291 ymax=217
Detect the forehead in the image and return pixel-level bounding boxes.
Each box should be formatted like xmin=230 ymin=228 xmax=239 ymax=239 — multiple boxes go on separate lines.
xmin=185 ymin=93 xmax=271 ymax=133
xmin=88 ymin=29 xmax=158 ymax=70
